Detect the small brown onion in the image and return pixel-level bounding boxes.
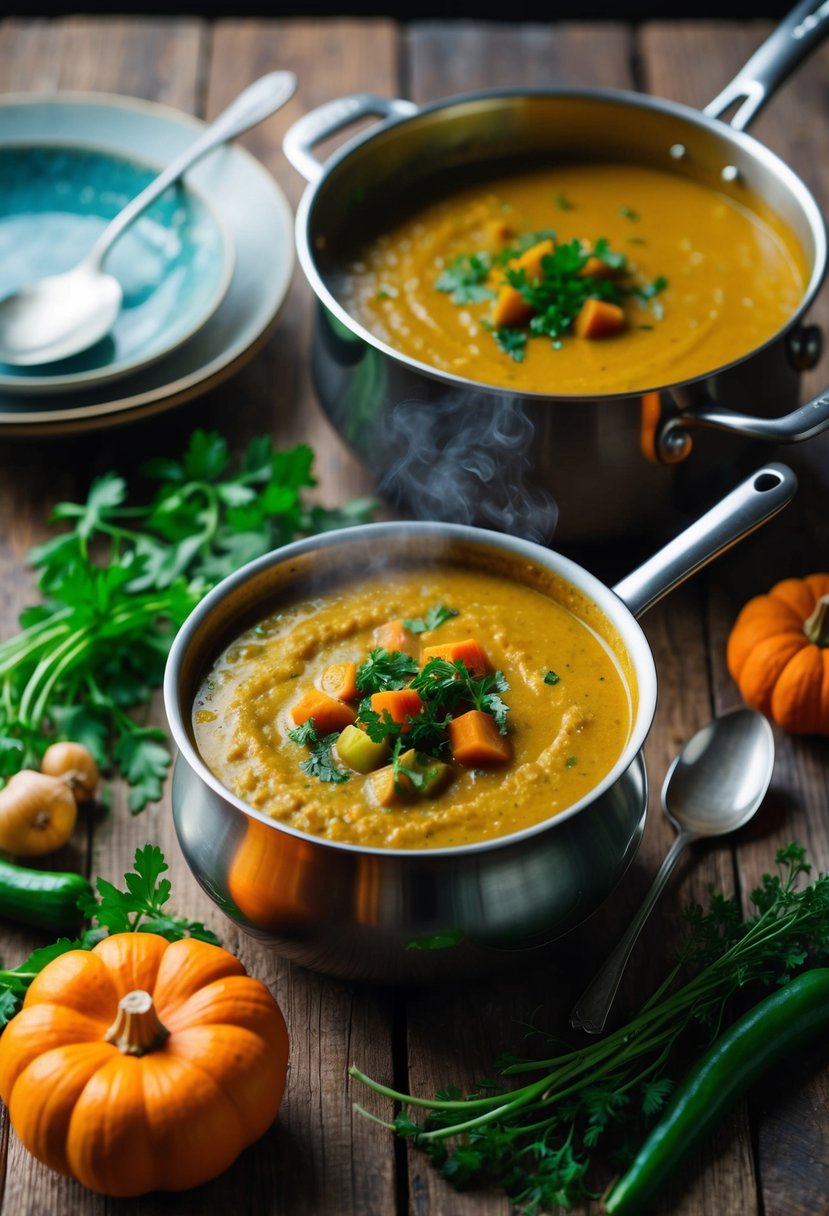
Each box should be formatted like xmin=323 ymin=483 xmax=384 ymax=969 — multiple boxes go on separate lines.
xmin=0 ymin=771 xmax=77 ymax=856
xmin=41 ymin=742 xmax=99 ymax=802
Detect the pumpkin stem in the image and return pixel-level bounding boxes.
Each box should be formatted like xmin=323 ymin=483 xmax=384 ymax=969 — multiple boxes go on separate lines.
xmin=104 ymin=989 xmax=170 ymax=1056
xmin=804 ymin=595 xmax=829 ymax=648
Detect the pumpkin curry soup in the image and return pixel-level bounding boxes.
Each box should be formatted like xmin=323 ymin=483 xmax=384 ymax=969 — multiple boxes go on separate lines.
xmin=335 ymin=163 xmax=807 ymax=395
xmin=193 ymin=566 xmax=633 ymax=849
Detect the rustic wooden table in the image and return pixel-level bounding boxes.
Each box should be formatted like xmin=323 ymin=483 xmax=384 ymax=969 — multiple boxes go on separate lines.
xmin=1 ymin=12 xmax=828 ymax=1215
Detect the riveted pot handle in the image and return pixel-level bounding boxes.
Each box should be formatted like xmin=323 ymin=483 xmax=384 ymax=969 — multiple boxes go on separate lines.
xmin=613 ymin=463 xmax=797 ymax=618
xmin=656 ymin=388 xmax=829 ymax=462
xmin=283 ymin=93 xmax=419 ymax=184
xmin=705 ymin=0 xmax=829 ymax=131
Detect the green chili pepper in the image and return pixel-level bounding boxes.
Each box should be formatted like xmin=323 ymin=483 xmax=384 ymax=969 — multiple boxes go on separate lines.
xmin=605 ymin=968 xmax=829 ymax=1215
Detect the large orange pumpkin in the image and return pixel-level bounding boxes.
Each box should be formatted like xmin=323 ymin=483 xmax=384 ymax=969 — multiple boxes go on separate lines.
xmin=727 ymin=573 xmax=829 ymax=735
xmin=0 ymin=933 xmax=289 ymax=1196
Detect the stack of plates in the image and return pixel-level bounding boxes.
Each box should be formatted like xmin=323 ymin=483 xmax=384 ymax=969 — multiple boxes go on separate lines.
xmin=0 ymin=92 xmax=294 ymax=434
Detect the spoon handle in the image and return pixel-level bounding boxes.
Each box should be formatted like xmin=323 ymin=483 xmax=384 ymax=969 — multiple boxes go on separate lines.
xmin=570 ymin=830 xmax=693 ymax=1035
xmin=88 ymin=70 xmax=297 ymax=266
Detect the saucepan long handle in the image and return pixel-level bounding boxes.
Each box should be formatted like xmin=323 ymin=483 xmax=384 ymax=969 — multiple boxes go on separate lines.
xmin=705 ymin=0 xmax=829 ymax=131
xmin=283 ymin=93 xmax=418 ymax=185
xmin=613 ymin=463 xmax=797 ymax=619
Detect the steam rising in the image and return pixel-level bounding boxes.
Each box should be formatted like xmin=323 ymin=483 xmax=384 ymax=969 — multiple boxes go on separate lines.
xmin=377 ymin=393 xmax=559 ymax=543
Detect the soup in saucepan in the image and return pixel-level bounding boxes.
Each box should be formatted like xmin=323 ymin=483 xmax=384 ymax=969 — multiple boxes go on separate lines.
xmin=335 ymin=163 xmax=807 ymax=395
xmin=193 ymin=564 xmax=635 ymax=849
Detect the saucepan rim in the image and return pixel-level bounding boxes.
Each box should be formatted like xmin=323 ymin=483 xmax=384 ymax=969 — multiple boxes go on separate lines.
xmin=163 ymin=519 xmax=658 ymax=860
xmin=292 ymin=85 xmax=828 ymax=402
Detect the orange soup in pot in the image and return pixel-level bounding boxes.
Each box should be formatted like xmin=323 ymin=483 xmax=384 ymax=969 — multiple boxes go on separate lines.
xmin=335 ymin=162 xmax=807 ymax=395
xmin=193 ymin=564 xmax=634 ymax=850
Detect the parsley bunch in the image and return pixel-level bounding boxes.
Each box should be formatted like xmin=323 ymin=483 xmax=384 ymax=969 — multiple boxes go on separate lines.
xmin=0 ymin=844 xmax=219 ymax=1027
xmin=411 ymin=658 xmax=510 ymax=733
xmin=0 ymin=430 xmax=376 ymax=810
xmin=352 ymin=844 xmax=829 ymax=1213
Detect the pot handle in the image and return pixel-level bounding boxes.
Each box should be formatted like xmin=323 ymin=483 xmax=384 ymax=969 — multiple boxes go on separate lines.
xmin=283 ymin=93 xmax=419 ymax=184
xmin=656 ymin=387 xmax=829 ymax=463
xmin=705 ymin=0 xmax=829 ymax=131
xmin=613 ymin=463 xmax=797 ymax=618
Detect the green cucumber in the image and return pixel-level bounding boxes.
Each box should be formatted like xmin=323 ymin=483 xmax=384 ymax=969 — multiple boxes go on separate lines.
xmin=0 ymin=856 xmax=92 ymax=932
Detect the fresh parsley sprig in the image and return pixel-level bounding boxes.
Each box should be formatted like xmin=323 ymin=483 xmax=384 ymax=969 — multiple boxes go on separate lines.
xmin=0 ymin=430 xmax=376 ymax=809
xmin=288 ymin=719 xmax=350 ymax=784
xmin=402 ymin=604 xmax=459 ymax=634
xmin=352 ymin=843 xmax=829 ymax=1213
xmin=411 ymin=658 xmax=511 ymax=734
xmin=355 ymin=648 xmax=420 ymax=694
xmin=0 ymin=845 xmax=220 ymax=1028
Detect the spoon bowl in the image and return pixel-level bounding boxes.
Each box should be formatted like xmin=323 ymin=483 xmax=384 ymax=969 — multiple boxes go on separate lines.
xmin=570 ymin=707 xmax=775 ymax=1034
xmin=0 ymin=70 xmax=296 ymax=368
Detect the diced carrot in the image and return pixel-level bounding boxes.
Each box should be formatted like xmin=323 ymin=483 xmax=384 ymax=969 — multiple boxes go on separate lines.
xmin=421 ymin=638 xmax=492 ymax=677
xmin=320 ymin=661 xmax=359 ymax=701
xmin=491 ymin=239 xmax=555 ymax=329
xmin=580 ymin=255 xmax=618 ymax=279
xmin=448 ymin=710 xmax=512 ymax=767
xmin=369 ymin=688 xmax=423 ymax=731
xmin=513 ymin=238 xmax=555 ymax=281
xmin=290 ymin=689 xmax=356 ymax=735
xmin=492 ymin=284 xmax=533 ymax=329
xmin=574 ymin=298 xmax=626 ymax=340
xmin=374 ymin=619 xmax=418 ymax=657
xmin=367 ymin=763 xmax=415 ymax=807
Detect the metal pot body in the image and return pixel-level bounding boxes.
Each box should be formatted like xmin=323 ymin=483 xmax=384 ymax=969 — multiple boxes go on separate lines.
xmin=288 ymin=90 xmax=828 ymax=541
xmin=164 ymin=467 xmax=795 ymax=982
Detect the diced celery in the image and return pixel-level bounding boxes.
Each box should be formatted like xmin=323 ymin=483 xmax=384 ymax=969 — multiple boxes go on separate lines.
xmin=335 ymin=724 xmax=389 ymax=774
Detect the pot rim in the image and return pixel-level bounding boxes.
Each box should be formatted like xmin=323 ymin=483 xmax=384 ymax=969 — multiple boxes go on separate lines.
xmin=164 ymin=520 xmax=658 ymax=860
xmin=293 ymin=85 xmax=828 ymax=402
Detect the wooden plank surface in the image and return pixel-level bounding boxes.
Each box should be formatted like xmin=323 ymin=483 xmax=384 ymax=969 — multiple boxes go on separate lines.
xmin=0 ymin=13 xmax=827 ymax=1216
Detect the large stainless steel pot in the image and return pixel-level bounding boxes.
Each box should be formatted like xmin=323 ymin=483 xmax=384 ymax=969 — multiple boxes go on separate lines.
xmin=164 ymin=463 xmax=795 ymax=983
xmin=283 ymin=1 xmax=829 ymax=542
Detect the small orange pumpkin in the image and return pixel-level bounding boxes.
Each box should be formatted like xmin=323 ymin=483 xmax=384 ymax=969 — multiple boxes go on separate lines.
xmin=0 ymin=933 xmax=289 ymax=1196
xmin=727 ymin=573 xmax=829 ymax=735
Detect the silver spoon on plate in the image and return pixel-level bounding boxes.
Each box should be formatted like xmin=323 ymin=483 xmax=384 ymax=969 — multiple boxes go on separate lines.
xmin=570 ymin=707 xmax=775 ymax=1035
xmin=0 ymin=70 xmax=296 ymax=367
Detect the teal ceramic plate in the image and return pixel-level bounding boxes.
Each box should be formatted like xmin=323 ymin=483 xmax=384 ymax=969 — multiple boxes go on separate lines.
xmin=0 ymin=141 xmax=234 ymax=394
xmin=0 ymin=93 xmax=293 ymax=430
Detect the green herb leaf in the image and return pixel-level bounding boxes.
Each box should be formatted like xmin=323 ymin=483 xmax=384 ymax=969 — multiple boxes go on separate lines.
xmin=355 ymin=648 xmax=419 ymax=694
xmin=435 ymin=253 xmax=496 ymax=304
xmin=493 ymin=327 xmax=528 ymax=362
xmin=554 ymin=192 xmax=573 ymax=211
xmin=288 ymin=719 xmax=350 ymax=784
xmin=619 ymin=206 xmax=640 ymax=221
xmin=403 ymin=605 xmax=459 ymax=634
xmin=543 ymin=670 xmax=560 ymax=686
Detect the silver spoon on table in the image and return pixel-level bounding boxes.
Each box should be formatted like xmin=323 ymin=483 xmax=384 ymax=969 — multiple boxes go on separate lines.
xmin=570 ymin=707 xmax=775 ymax=1035
xmin=0 ymin=70 xmax=297 ymax=367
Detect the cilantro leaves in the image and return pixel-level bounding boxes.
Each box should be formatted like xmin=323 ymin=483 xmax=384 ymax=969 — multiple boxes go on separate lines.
xmin=356 ymin=648 xmax=419 ymax=694
xmin=435 ymin=253 xmax=496 ymax=304
xmin=410 ymin=658 xmax=511 ymax=734
xmin=403 ymin=604 xmax=458 ymax=634
xmin=288 ymin=720 xmax=350 ymax=784
xmin=0 ymin=430 xmax=376 ymax=810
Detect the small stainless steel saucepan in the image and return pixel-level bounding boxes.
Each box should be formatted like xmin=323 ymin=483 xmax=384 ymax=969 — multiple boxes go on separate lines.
xmin=164 ymin=463 xmax=795 ymax=983
xmin=283 ymin=1 xmax=829 ymax=541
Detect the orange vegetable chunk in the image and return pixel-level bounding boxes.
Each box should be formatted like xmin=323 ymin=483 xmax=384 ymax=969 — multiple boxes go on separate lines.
xmin=448 ymin=710 xmax=511 ymax=767
xmin=492 ymin=285 xmax=533 ymax=330
xmin=320 ymin=661 xmax=359 ymax=701
xmin=421 ymin=638 xmax=491 ymax=677
xmin=290 ymin=690 xmax=356 ymax=735
xmin=513 ymin=238 xmax=555 ymax=280
xmin=580 ymin=255 xmax=618 ymax=279
xmin=369 ymin=689 xmax=424 ymax=731
xmin=574 ymin=298 xmax=626 ymax=340
xmin=374 ymin=619 xmax=418 ymax=657
xmin=367 ymin=764 xmax=415 ymax=807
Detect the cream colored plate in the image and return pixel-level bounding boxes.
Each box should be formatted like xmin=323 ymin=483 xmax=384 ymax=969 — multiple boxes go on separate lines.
xmin=0 ymin=92 xmax=294 ymax=434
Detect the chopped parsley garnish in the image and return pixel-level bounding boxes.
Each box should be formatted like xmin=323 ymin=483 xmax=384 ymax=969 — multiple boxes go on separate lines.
xmin=492 ymin=326 xmax=528 ymax=362
xmin=554 ymin=192 xmax=573 ymax=211
xmin=391 ymin=737 xmax=426 ymax=794
xmin=543 ymin=670 xmax=560 ymax=685
xmin=355 ymin=648 xmax=419 ymax=694
xmin=403 ymin=604 xmax=459 ymax=634
xmin=411 ymin=658 xmax=510 ymax=735
xmin=565 ymin=755 xmax=578 ymax=768
xmin=434 ymin=253 xmax=496 ymax=304
xmin=287 ymin=719 xmax=350 ymax=784
xmin=493 ymin=229 xmax=558 ymax=265
xmin=357 ymin=701 xmax=403 ymax=745
xmin=619 ymin=205 xmax=640 ymax=221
